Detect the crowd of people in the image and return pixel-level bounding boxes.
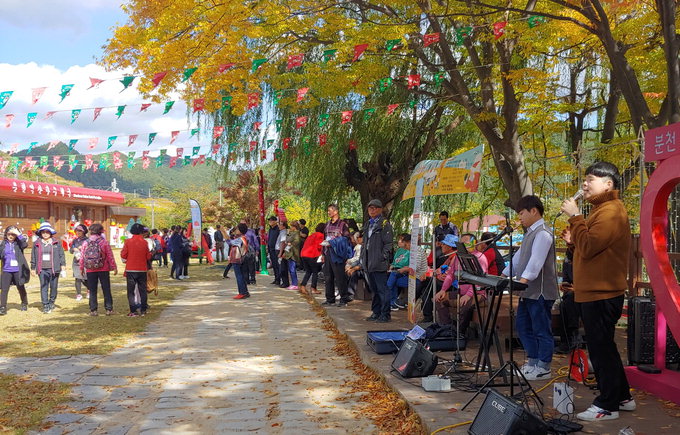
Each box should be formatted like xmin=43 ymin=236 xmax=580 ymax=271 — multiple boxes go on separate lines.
xmin=0 ymin=160 xmax=634 ymax=423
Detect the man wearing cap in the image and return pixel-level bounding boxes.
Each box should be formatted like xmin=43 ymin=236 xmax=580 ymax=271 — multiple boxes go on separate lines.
xmin=361 ymin=199 xmax=394 ymax=322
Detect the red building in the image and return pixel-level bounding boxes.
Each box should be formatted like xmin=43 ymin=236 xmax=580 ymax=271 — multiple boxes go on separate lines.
xmin=0 ymin=177 xmax=145 ymax=235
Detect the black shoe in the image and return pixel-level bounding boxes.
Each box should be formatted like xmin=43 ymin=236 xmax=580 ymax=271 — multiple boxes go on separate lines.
xmin=20 ymin=304 xmax=27 ymax=311
xmin=0 ymin=307 xmax=6 ymax=315
xmin=279 ymin=284 xmax=289 ymax=289
xmin=365 ymin=314 xmax=379 ymax=321
xmin=223 ymin=276 xmax=230 ymax=279
xmin=321 ymin=301 xmax=335 ymax=306
xmin=43 ymin=305 xmax=52 ymax=314
xmin=375 ymin=316 xmax=391 ymax=323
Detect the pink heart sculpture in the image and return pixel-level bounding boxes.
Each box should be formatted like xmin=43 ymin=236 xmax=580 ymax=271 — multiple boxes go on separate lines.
xmin=640 ymin=154 xmax=680 ymax=342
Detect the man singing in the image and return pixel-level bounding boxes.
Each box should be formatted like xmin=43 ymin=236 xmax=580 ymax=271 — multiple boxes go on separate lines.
xmin=561 ymin=161 xmax=634 ymax=422
xmin=502 ymin=195 xmax=558 ymax=381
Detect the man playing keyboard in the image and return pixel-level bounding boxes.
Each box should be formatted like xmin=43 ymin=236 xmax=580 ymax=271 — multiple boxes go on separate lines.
xmin=501 ymin=195 xmax=558 ymax=381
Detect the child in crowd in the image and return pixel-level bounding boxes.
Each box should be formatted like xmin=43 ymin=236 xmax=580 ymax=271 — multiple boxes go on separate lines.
xmin=0 ymin=226 xmax=30 ymax=315
xmin=30 ymin=222 xmax=66 ymax=314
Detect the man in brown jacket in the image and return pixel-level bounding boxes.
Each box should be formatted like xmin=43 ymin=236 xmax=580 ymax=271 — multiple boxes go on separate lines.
xmin=561 ymin=161 xmax=635 ymax=422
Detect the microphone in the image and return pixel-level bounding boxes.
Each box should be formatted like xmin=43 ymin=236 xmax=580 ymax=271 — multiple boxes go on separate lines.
xmin=557 ymin=189 xmax=584 ymax=218
xmin=503 ymin=211 xmax=512 ymax=234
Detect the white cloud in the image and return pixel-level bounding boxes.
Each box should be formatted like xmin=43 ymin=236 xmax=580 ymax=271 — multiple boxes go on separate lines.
xmin=0 ymin=62 xmax=211 ymax=157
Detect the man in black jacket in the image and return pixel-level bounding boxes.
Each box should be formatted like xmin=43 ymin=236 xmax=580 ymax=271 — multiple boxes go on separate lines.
xmin=267 ymin=216 xmax=281 ymax=285
xmin=214 ymin=225 xmax=225 ymax=262
xmin=361 ymin=199 xmax=394 ymax=323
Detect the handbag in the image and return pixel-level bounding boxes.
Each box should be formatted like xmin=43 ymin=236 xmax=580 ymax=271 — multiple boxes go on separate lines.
xmin=146 ymin=268 xmax=159 ymax=295
xmin=229 ymin=237 xmax=246 ymax=264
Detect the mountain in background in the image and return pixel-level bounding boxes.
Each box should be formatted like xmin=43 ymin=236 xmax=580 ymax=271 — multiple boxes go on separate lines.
xmin=14 ymin=143 xmax=218 ymax=194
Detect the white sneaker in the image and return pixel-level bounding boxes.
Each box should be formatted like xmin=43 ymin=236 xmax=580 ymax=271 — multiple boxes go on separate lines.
xmin=75 ymin=294 xmax=83 ymax=301
xmin=179 ymin=275 xmax=186 ymax=280
xmin=524 ymin=366 xmax=551 ymax=381
xmin=619 ymin=399 xmax=636 ymax=411
xmin=520 ymin=363 xmax=536 ymax=376
xmin=577 ymin=405 xmax=619 ymax=421
xmin=183 ymin=275 xmax=190 ymax=279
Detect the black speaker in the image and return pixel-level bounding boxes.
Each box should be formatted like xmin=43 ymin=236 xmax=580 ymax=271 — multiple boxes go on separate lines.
xmin=627 ymin=297 xmax=680 ymax=365
xmin=391 ymin=337 xmax=438 ymax=378
xmin=469 ymin=389 xmax=547 ymax=435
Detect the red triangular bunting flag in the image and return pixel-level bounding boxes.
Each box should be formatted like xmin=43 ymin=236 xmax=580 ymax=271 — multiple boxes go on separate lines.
xmin=247 ymin=93 xmax=260 ymax=109
xmin=151 ymin=71 xmax=168 ymax=88
xmin=249 ymin=141 xmax=257 ymax=151
xmin=387 ymin=104 xmax=400 ymax=115
xmin=352 ymin=44 xmax=368 ymax=62
xmin=169 ymin=156 xmax=178 ymax=168
xmin=44 ymin=111 xmax=56 ymax=120
xmin=88 ymin=77 xmax=104 ymax=89
xmin=170 ymin=131 xmax=180 ymax=144
xmin=253 ymin=122 xmax=262 ymax=131
xmin=297 ymin=87 xmax=309 ymax=102
xmin=282 ymin=138 xmax=291 ymax=149
xmin=140 ymin=103 xmax=152 ymax=112
xmin=31 ymin=87 xmax=46 ymax=105
xmin=341 ymin=110 xmax=353 ymax=124
xmin=296 ymin=116 xmax=308 ymax=129
xmin=287 ymin=53 xmax=304 ymax=70
xmin=128 ymin=134 xmax=138 ymax=146
xmin=176 ymin=148 xmax=183 ymax=157
xmin=212 ymin=144 xmax=220 ymax=155
xmin=407 ymin=74 xmax=421 ymax=89
xmin=88 ymin=138 xmax=99 ymax=149
xmin=423 ymin=33 xmax=440 ymax=47
xmin=193 ymin=98 xmax=205 ymax=113
xmin=218 ymin=63 xmax=235 ymax=73
xmin=319 ymin=134 xmax=327 ymax=146
xmin=493 ymin=21 xmax=507 ymax=39
xmin=93 ymin=108 xmax=102 ymax=121
xmin=47 ymin=140 xmax=59 ymax=151
xmin=213 ymin=126 xmax=225 ymax=138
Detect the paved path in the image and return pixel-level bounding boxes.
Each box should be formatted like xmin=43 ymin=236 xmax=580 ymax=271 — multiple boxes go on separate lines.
xmin=0 ymin=276 xmax=378 ymax=434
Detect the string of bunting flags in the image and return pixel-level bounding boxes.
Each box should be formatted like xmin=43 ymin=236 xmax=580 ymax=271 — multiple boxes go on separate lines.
xmin=0 ymin=14 xmax=553 ymax=111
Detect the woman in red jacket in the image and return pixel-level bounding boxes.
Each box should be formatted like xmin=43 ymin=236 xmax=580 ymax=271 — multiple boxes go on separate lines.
xmin=80 ymin=223 xmax=118 ymax=316
xmin=121 ymin=223 xmax=152 ymax=317
xmin=299 ymin=223 xmax=325 ymax=295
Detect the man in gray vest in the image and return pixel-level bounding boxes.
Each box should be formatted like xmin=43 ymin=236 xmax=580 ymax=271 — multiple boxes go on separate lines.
xmin=502 ymin=195 xmax=558 ymax=381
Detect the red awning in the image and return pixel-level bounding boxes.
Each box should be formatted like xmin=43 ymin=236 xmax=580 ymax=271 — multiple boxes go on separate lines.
xmin=0 ymin=177 xmax=124 ymax=205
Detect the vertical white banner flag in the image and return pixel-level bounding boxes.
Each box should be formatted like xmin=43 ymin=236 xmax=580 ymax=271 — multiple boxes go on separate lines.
xmin=189 ymin=199 xmax=202 ymax=242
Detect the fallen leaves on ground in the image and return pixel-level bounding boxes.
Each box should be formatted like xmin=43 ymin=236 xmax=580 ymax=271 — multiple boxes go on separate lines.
xmin=0 ymin=373 xmax=71 ymax=434
xmin=303 ymin=294 xmax=425 ymax=435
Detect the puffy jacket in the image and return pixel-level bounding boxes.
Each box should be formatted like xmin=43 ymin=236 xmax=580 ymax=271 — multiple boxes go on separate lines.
xmin=301 ymin=232 xmax=324 ymax=258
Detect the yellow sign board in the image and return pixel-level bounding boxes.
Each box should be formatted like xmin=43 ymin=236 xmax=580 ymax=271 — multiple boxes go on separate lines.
xmin=402 ymin=145 xmax=484 ymax=200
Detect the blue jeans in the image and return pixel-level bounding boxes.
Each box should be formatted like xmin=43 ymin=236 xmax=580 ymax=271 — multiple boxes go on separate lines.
xmin=387 ymin=272 xmax=408 ymax=305
xmin=39 ymin=269 xmax=60 ymax=306
xmin=232 ymin=263 xmax=249 ymax=295
xmin=288 ymin=260 xmax=298 ymax=286
xmin=516 ymin=295 xmax=555 ymax=364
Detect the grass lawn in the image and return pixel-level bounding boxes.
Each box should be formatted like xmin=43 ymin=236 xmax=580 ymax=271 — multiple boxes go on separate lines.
xmin=0 ymin=249 xmax=201 ymax=357
xmin=0 ymin=373 xmax=70 ymax=434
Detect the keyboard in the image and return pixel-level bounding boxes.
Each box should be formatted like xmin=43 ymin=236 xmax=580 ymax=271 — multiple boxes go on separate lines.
xmin=459 ymin=271 xmax=528 ymax=292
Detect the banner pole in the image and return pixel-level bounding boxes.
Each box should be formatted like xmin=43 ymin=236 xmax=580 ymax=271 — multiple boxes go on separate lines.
xmin=258 ymin=169 xmax=269 ymax=275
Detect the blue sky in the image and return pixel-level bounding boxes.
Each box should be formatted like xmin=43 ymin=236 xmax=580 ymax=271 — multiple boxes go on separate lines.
xmin=0 ymin=0 xmax=126 ymax=68
xmin=0 ymin=1 xmax=211 ymax=158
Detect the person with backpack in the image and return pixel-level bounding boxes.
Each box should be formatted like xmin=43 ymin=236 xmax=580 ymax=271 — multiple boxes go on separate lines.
xmin=322 ymin=204 xmax=352 ymax=306
xmin=0 ymin=226 xmax=30 ymax=315
xmin=150 ymin=229 xmax=166 ymax=268
xmin=80 ymin=223 xmax=118 ymax=316
xmin=121 ymin=223 xmax=152 ymax=317
xmin=229 ymin=223 xmax=250 ymax=299
xmin=70 ymin=224 xmax=89 ymax=300
xmin=30 ymin=222 xmax=66 ymax=314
